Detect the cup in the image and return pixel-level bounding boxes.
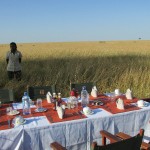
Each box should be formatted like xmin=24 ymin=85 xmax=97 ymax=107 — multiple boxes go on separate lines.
xmin=137 ymin=100 xmax=145 ymax=107
xmin=13 ymin=116 xmax=25 ymax=126
xmin=67 ymin=102 xmax=72 ymax=109
xmin=73 ymin=100 xmax=78 ymax=109
xmin=83 ymin=107 xmax=91 ymax=115
xmin=36 ymin=98 xmax=42 ymax=110
xmin=6 ymin=107 xmax=13 ymax=115
xmin=109 ymin=92 xmax=115 ymax=102
xmin=67 ymin=97 xmax=74 ymax=109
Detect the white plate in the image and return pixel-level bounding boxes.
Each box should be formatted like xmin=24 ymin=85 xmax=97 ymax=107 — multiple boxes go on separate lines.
xmin=13 ymin=119 xmax=26 ymax=127
xmin=83 ymin=111 xmax=94 ymax=115
xmin=137 ymin=102 xmax=149 ymax=108
xmin=18 ymin=119 xmax=26 ymax=125
xmin=7 ymin=110 xmax=20 ymax=116
xmin=137 ymin=104 xmax=148 ymax=108
xmin=35 ymin=108 xmax=47 ymax=112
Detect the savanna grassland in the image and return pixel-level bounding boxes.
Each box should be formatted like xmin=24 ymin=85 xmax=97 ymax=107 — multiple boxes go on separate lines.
xmin=0 ymin=40 xmax=150 ymax=100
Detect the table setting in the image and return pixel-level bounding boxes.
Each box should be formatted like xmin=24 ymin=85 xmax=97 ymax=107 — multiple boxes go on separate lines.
xmin=0 ymin=87 xmax=150 ymax=150
xmin=0 ymin=86 xmax=150 ymax=131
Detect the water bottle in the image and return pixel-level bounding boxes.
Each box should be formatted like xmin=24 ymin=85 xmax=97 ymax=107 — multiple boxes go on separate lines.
xmin=52 ymin=93 xmax=58 ymax=110
xmin=57 ymin=93 xmax=62 ymax=106
xmin=81 ymin=86 xmax=89 ymax=107
xmin=22 ymin=92 xmax=31 ymax=115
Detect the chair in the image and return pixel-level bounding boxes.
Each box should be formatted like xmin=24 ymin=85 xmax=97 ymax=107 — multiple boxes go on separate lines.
xmin=70 ymin=82 xmax=96 ymax=94
xmin=92 ymin=129 xmax=150 ymax=150
xmin=50 ymin=129 xmax=150 ymax=150
xmin=115 ymin=131 xmax=150 ymax=150
xmin=27 ymin=85 xmax=56 ymax=100
xmin=50 ymin=142 xmax=66 ymax=150
xmin=0 ymin=89 xmax=14 ymax=103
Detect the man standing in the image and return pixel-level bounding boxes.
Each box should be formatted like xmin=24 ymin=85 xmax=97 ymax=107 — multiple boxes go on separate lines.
xmin=6 ymin=42 xmax=22 ymax=81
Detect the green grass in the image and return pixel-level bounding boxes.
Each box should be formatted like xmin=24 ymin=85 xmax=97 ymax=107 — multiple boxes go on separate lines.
xmin=1 ymin=40 xmax=150 ymax=100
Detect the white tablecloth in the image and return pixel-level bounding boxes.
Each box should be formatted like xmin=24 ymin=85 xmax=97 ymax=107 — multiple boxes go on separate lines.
xmin=13 ymin=103 xmax=36 ymax=109
xmin=0 ymin=103 xmax=150 ymax=150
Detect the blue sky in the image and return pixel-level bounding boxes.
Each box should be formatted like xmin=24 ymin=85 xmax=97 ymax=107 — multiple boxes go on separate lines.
xmin=0 ymin=0 xmax=150 ymax=44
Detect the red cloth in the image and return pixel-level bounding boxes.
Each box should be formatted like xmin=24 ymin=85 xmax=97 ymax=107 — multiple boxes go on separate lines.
xmin=0 ymin=101 xmax=86 ymax=130
xmin=0 ymin=95 xmax=140 ymax=130
xmin=90 ymin=95 xmax=140 ymax=114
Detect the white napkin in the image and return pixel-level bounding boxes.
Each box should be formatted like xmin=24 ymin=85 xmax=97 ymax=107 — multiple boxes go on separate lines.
xmin=116 ymin=98 xmax=124 ymax=110
xmin=57 ymin=105 xmax=65 ymax=119
xmin=46 ymin=91 xmax=53 ymax=103
xmin=114 ymin=89 xmax=120 ymax=95
xmin=125 ymin=89 xmax=132 ymax=99
xmin=91 ymin=86 xmax=98 ymax=97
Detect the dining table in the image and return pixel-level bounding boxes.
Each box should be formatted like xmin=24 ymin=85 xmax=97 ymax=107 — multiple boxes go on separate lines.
xmin=0 ymin=94 xmax=150 ymax=150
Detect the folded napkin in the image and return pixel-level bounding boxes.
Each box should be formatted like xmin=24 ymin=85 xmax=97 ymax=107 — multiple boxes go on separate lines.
xmin=46 ymin=92 xmax=53 ymax=103
xmin=57 ymin=105 xmax=65 ymax=119
xmin=116 ymin=98 xmax=125 ymax=110
xmin=91 ymin=86 xmax=98 ymax=97
xmin=114 ymin=89 xmax=121 ymax=95
xmin=125 ymin=89 xmax=133 ymax=99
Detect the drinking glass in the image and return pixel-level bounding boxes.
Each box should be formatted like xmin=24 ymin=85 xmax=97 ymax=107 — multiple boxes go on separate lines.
xmin=67 ymin=101 xmax=72 ymax=109
xmin=67 ymin=97 xmax=73 ymax=109
xmin=73 ymin=98 xmax=78 ymax=109
xmin=109 ymin=92 xmax=115 ymax=103
xmin=36 ymin=98 xmax=42 ymax=110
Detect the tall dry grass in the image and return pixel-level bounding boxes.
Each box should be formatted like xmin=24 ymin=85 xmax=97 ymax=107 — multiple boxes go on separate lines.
xmin=0 ymin=40 xmax=150 ymax=100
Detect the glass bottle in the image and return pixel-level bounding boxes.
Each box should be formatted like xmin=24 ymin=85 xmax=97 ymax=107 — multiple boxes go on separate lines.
xmin=53 ymin=93 xmax=57 ymax=110
xmin=22 ymin=92 xmax=31 ymax=115
xmin=57 ymin=93 xmax=62 ymax=106
xmin=81 ymin=86 xmax=89 ymax=107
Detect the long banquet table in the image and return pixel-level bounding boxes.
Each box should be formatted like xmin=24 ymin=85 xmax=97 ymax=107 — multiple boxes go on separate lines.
xmin=0 ymin=96 xmax=150 ymax=150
